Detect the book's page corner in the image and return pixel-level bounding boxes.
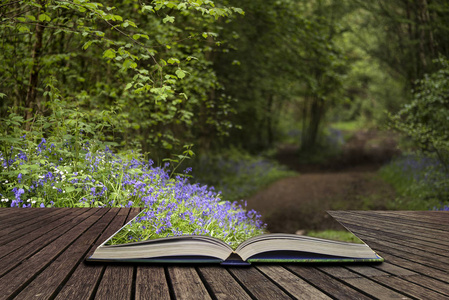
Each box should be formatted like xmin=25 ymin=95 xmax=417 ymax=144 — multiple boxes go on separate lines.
xmin=100 ymin=208 xmax=148 ymax=247
xmin=294 ymin=210 xmax=366 ymax=245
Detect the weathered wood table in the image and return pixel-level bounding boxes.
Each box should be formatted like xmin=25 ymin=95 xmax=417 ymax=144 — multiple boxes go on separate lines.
xmin=0 ymin=208 xmax=448 ymax=299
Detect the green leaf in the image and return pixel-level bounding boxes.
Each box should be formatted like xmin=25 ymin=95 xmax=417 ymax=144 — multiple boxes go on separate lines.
xmin=82 ymin=41 xmax=93 ymax=50
xmin=232 ymin=7 xmax=244 ymax=15
xmin=167 ymin=58 xmax=180 ymax=64
xmin=123 ymin=58 xmax=137 ymax=70
xmin=125 ymin=82 xmax=133 ymax=90
xmin=26 ymin=15 xmax=36 ymax=21
xmin=103 ymin=49 xmax=116 ymax=59
xmin=17 ymin=25 xmax=30 ymax=33
xmin=175 ymin=69 xmax=186 ymax=79
xmin=142 ymin=5 xmax=154 ymax=12
xmin=65 ymin=186 xmax=75 ymax=193
xmin=38 ymin=14 xmax=51 ymax=22
xmin=163 ymin=16 xmax=175 ymax=23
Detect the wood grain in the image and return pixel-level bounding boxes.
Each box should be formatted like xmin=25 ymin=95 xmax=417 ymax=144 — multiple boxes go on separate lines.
xmin=135 ymin=266 xmax=171 ymax=300
xmin=168 ymin=266 xmax=212 ymax=300
xmin=198 ymin=266 xmax=252 ymax=300
xmin=229 ymin=266 xmax=292 ymax=299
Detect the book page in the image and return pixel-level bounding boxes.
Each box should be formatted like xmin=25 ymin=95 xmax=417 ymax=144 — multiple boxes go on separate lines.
xmin=235 ymin=212 xmax=382 ymax=262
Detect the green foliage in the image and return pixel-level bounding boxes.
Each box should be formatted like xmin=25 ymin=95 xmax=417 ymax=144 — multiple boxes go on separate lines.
xmin=0 ymin=0 xmax=243 ymax=154
xmin=350 ymin=0 xmax=449 ymax=86
xmin=191 ymin=148 xmax=296 ymax=201
xmin=389 ymin=56 xmax=449 ymax=170
xmin=0 ymin=105 xmax=123 ymax=207
xmin=211 ymin=0 xmax=347 ymax=151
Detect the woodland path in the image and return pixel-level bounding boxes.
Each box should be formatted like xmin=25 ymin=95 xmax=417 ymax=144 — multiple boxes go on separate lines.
xmin=246 ymin=130 xmax=401 ymax=233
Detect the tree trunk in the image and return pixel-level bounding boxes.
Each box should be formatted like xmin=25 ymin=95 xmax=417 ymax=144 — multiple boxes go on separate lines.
xmin=266 ymin=94 xmax=274 ymax=146
xmin=25 ymin=6 xmax=44 ymax=130
xmin=417 ymin=0 xmax=428 ymax=73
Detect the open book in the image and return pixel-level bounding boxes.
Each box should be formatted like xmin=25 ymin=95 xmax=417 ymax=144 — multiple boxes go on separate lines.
xmin=87 ymin=212 xmax=383 ymax=265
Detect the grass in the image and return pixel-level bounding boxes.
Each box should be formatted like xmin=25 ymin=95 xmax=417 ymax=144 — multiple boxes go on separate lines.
xmin=379 ymin=153 xmax=449 ymax=210
xmin=306 ymin=230 xmax=364 ymax=243
xmin=330 ymin=120 xmax=362 ymax=131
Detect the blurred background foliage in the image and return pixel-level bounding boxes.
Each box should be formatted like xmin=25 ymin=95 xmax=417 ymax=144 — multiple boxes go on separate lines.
xmin=1 ymin=0 xmax=449 ymax=209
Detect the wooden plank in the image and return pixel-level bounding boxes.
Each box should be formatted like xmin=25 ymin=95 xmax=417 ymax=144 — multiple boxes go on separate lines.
xmin=95 ymin=265 xmax=134 ymax=300
xmin=286 ymin=265 xmax=372 ymax=300
xmin=54 ymin=208 xmax=132 ymax=300
xmin=0 ymin=207 xmax=47 ymax=224
xmin=168 ymin=267 xmax=212 ymax=300
xmin=0 ymin=208 xmax=63 ymax=240
xmin=0 ymin=208 xmax=96 ymax=277
xmin=348 ymin=265 xmax=449 ymax=299
xmin=0 ymin=208 xmax=70 ymax=245
xmin=372 ymin=251 xmax=449 ymax=283
xmin=335 ymin=219 xmax=449 ymax=256
xmin=14 ymin=208 xmax=119 ymax=300
xmin=228 ymin=267 xmax=292 ymax=299
xmin=256 ymin=265 xmax=331 ymax=300
xmin=331 ymin=211 xmax=449 ymax=240
xmin=331 ymin=212 xmax=449 ymax=248
xmin=197 ymin=266 xmax=252 ymax=300
xmin=332 ymin=214 xmax=449 ymax=253
xmin=93 ymin=208 xmax=138 ymax=300
xmin=0 ymin=206 xmax=55 ymax=223
xmin=338 ymin=224 xmax=449 ymax=268
xmin=135 ymin=266 xmax=171 ymax=300
xmin=359 ymin=211 xmax=449 ymax=226
xmin=318 ymin=266 xmax=412 ymax=300
xmin=0 ymin=208 xmax=16 ymax=217
xmin=0 ymin=208 xmax=84 ymax=259
xmin=394 ymin=211 xmax=449 ymax=222
xmin=0 ymin=208 xmax=107 ymax=300
xmin=368 ymin=263 xmax=449 ymax=296
xmin=357 ymin=235 xmax=449 ymax=274
xmin=373 ymin=262 xmax=418 ymax=276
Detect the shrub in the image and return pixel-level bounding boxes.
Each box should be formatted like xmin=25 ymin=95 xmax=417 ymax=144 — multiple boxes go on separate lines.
xmin=379 ymin=154 xmax=449 ymax=209
xmin=389 ymin=56 xmax=449 ymax=173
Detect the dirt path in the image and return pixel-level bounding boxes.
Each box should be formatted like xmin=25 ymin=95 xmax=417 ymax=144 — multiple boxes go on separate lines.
xmin=246 ymin=130 xmax=399 ymax=233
